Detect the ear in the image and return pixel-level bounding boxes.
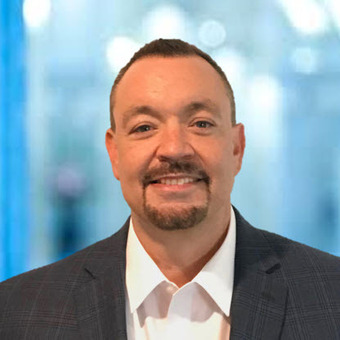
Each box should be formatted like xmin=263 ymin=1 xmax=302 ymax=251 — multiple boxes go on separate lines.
xmin=105 ymin=128 xmax=120 ymax=180
xmin=232 ymin=123 xmax=246 ymax=176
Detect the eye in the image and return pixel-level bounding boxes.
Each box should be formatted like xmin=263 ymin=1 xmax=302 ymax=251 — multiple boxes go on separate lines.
xmin=132 ymin=124 xmax=153 ymax=133
xmin=193 ymin=120 xmax=213 ymax=128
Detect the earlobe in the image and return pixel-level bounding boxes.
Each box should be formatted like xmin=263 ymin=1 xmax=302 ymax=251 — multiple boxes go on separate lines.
xmin=105 ymin=128 xmax=120 ymax=180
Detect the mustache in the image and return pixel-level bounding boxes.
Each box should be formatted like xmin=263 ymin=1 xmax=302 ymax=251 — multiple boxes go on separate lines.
xmin=142 ymin=160 xmax=210 ymax=188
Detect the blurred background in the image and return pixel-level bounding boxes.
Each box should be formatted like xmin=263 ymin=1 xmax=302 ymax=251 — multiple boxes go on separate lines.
xmin=1 ymin=0 xmax=340 ymax=281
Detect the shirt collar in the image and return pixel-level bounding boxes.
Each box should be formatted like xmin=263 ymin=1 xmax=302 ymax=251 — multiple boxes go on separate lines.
xmin=125 ymin=219 xmax=167 ymax=313
xmin=194 ymin=206 xmax=236 ymax=316
xmin=125 ymin=206 xmax=236 ymax=316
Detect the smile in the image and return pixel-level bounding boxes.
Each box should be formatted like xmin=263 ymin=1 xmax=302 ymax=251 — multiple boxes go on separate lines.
xmin=156 ymin=177 xmax=197 ymax=185
xmin=148 ymin=174 xmax=203 ymax=187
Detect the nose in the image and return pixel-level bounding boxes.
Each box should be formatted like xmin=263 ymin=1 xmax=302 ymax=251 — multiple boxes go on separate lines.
xmin=156 ymin=124 xmax=195 ymax=161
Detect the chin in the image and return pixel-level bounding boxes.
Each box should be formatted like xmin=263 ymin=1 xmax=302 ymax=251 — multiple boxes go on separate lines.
xmin=143 ymin=203 xmax=208 ymax=231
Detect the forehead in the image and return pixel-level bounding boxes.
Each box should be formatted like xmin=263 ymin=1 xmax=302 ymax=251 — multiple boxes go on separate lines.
xmin=113 ymin=56 xmax=230 ymax=115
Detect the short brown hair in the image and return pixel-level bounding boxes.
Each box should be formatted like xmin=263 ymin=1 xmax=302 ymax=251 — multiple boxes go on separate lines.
xmin=109 ymin=38 xmax=236 ymax=130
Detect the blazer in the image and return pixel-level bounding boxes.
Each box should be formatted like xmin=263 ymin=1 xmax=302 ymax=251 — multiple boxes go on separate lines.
xmin=1 ymin=207 xmax=340 ymax=339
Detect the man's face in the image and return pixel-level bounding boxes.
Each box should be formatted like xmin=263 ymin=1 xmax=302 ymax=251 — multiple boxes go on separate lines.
xmin=106 ymin=56 xmax=245 ymax=230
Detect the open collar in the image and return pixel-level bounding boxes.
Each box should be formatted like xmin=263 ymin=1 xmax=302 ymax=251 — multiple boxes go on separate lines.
xmin=126 ymin=206 xmax=236 ymax=317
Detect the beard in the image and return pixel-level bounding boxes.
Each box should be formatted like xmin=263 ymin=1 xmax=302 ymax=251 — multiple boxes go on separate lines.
xmin=141 ymin=160 xmax=210 ymax=231
xmin=143 ymin=203 xmax=209 ymax=230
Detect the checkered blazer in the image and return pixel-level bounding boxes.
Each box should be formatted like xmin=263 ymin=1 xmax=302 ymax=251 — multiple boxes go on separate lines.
xmin=1 ymin=208 xmax=340 ymax=339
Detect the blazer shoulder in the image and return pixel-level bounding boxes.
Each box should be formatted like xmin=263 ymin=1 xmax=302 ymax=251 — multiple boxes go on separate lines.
xmin=235 ymin=207 xmax=339 ymax=269
xmin=233 ymin=207 xmax=340 ymax=340
xmin=0 ymin=220 xmax=129 ymax=307
xmin=0 ymin=221 xmax=129 ymax=336
xmin=256 ymin=226 xmax=340 ymax=309
xmin=258 ymin=227 xmax=340 ymax=335
xmin=259 ymin=227 xmax=340 ymax=269
xmin=234 ymin=207 xmax=339 ymax=268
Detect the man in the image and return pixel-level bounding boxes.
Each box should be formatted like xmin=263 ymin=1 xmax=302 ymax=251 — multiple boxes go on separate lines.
xmin=0 ymin=39 xmax=340 ymax=339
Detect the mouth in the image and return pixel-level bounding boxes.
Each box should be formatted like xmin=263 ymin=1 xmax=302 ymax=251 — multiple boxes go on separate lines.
xmin=149 ymin=176 xmax=202 ymax=186
xmin=142 ymin=161 xmax=210 ymax=189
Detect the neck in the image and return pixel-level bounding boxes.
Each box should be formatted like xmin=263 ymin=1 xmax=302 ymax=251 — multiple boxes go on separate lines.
xmin=131 ymin=207 xmax=231 ymax=287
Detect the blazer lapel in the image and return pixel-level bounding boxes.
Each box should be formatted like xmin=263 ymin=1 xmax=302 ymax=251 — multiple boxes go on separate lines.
xmin=230 ymin=209 xmax=288 ymax=339
xmin=74 ymin=220 xmax=130 ymax=340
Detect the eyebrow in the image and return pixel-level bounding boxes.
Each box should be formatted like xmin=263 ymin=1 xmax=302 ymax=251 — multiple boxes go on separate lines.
xmin=122 ymin=105 xmax=162 ymax=128
xmin=122 ymin=99 xmax=220 ymax=127
xmin=182 ymin=99 xmax=220 ymax=117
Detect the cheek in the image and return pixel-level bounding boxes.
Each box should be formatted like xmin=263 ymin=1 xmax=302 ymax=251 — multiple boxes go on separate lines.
xmin=117 ymin=152 xmax=145 ymax=210
xmin=117 ymin=143 xmax=151 ymax=184
xmin=201 ymin=139 xmax=233 ymax=169
xmin=204 ymin=143 xmax=235 ymax=187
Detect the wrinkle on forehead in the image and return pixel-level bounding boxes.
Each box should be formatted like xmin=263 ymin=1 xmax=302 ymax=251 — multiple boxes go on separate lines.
xmin=121 ymin=98 xmax=223 ymax=129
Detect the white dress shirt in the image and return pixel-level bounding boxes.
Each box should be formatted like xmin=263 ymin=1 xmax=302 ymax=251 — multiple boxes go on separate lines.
xmin=125 ymin=206 xmax=236 ymax=340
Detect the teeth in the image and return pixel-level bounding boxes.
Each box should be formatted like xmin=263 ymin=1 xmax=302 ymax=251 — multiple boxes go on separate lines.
xmin=159 ymin=178 xmax=195 ymax=185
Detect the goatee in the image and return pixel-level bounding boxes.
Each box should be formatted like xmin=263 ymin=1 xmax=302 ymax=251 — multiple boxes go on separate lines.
xmin=142 ymin=160 xmax=210 ymax=230
xmin=144 ymin=203 xmax=209 ymax=230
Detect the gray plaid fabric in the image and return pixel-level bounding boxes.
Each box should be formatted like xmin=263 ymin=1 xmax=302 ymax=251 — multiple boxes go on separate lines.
xmin=1 ymin=207 xmax=340 ymax=339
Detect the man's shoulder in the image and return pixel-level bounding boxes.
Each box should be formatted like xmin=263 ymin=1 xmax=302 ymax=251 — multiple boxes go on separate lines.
xmin=235 ymin=208 xmax=340 ymax=267
xmin=261 ymin=226 xmax=339 ymax=268
xmin=1 ymin=236 xmax=106 ymax=287
xmin=0 ymin=221 xmax=129 ymax=337
xmin=0 ymin=220 xmax=129 ymax=298
xmin=247 ymin=221 xmax=340 ymax=293
xmin=232 ymin=209 xmax=340 ymax=338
